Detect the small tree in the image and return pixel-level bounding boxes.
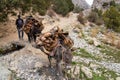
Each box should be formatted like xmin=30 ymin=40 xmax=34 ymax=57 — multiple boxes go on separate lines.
xmin=52 ymin=0 xmax=74 ymax=16
xmin=110 ymin=0 xmax=116 ymax=7
xmin=103 ymin=6 xmax=120 ymax=32
xmin=116 ymin=4 xmax=120 ymax=11
xmin=87 ymin=11 xmax=99 ymax=23
xmin=102 ymin=2 xmax=109 ymax=8
xmin=87 ymin=8 xmax=104 ymax=25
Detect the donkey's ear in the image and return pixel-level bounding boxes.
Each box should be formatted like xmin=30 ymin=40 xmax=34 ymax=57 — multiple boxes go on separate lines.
xmin=36 ymin=34 xmax=40 ymax=37
xmin=63 ymin=32 xmax=69 ymax=36
xmin=39 ymin=18 xmax=44 ymax=22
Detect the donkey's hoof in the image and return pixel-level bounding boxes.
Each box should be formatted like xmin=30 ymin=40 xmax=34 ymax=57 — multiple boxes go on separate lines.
xmin=56 ymin=73 xmax=63 ymax=76
xmin=56 ymin=73 xmax=60 ymax=76
xmin=48 ymin=65 xmax=52 ymax=68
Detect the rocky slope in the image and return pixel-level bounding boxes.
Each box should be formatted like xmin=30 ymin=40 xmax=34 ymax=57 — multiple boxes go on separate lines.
xmin=92 ymin=0 xmax=120 ymax=9
xmin=72 ymin=0 xmax=90 ymax=9
xmin=0 ymin=13 xmax=120 ymax=80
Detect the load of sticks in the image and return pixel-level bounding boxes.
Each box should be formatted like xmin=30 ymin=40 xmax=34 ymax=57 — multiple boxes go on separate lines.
xmin=36 ymin=27 xmax=74 ymax=76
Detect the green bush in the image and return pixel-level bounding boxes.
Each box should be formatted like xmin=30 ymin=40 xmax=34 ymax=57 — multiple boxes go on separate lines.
xmin=110 ymin=0 xmax=116 ymax=7
xmin=0 ymin=12 xmax=8 ymax=22
xmin=32 ymin=0 xmax=51 ymax=15
xmin=52 ymin=0 xmax=74 ymax=16
xmin=95 ymin=18 xmax=104 ymax=25
xmin=87 ymin=11 xmax=99 ymax=23
xmin=0 ymin=0 xmax=73 ymax=22
xmin=92 ymin=8 xmax=102 ymax=17
xmin=116 ymin=4 xmax=120 ymax=11
xmin=102 ymin=2 xmax=109 ymax=8
xmin=73 ymin=5 xmax=84 ymax=13
xmin=0 ymin=0 xmax=51 ymax=20
xmin=66 ymin=0 xmax=74 ymax=11
xmin=87 ymin=8 xmax=104 ymax=25
xmin=103 ymin=6 xmax=120 ymax=32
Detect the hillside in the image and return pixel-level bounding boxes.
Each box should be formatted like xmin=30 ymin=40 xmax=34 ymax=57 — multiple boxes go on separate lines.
xmin=92 ymin=0 xmax=120 ymax=9
xmin=0 ymin=0 xmax=120 ymax=80
xmin=72 ymin=0 xmax=90 ymax=9
xmin=0 ymin=12 xmax=120 ymax=80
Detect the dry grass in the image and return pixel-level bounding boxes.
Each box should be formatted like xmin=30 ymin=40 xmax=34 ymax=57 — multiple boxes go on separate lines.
xmin=89 ymin=23 xmax=96 ymax=27
xmin=102 ymin=31 xmax=120 ymax=49
xmin=116 ymin=40 xmax=120 ymax=49
xmin=90 ymin=27 xmax=99 ymax=37
xmin=95 ymin=18 xmax=104 ymax=25
xmin=105 ymin=32 xmax=116 ymax=46
xmin=66 ymin=12 xmax=71 ymax=18
xmin=46 ymin=9 xmax=56 ymax=18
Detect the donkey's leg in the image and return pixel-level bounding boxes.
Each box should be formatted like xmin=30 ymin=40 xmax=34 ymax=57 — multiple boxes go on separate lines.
xmin=33 ymin=34 xmax=36 ymax=42
xmin=48 ymin=55 xmax=52 ymax=68
xmin=27 ymin=33 xmax=31 ymax=42
xmin=55 ymin=46 xmax=63 ymax=77
xmin=56 ymin=60 xmax=63 ymax=76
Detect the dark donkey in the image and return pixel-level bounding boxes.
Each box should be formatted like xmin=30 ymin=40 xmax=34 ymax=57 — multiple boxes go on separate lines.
xmin=37 ymin=37 xmax=72 ymax=77
xmin=36 ymin=27 xmax=73 ymax=77
xmin=23 ymin=18 xmax=44 ymax=42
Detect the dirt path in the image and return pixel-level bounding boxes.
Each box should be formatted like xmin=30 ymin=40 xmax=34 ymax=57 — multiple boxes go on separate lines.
xmin=0 ymin=32 xmax=28 ymax=47
xmin=0 ymin=13 xmax=78 ymax=47
xmin=42 ymin=13 xmax=78 ymax=32
xmin=0 ymin=13 xmax=79 ymax=79
xmin=1 ymin=13 xmax=120 ymax=80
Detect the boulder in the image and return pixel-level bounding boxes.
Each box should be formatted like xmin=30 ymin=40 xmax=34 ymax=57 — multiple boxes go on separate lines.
xmin=92 ymin=0 xmax=120 ymax=10
xmin=92 ymin=38 xmax=101 ymax=46
xmin=81 ymin=65 xmax=93 ymax=79
xmin=72 ymin=0 xmax=90 ymax=9
xmin=0 ymin=63 xmax=12 ymax=80
xmin=116 ymin=77 xmax=120 ymax=80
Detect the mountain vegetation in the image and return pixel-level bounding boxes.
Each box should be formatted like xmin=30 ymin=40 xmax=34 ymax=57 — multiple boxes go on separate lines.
xmin=0 ymin=0 xmax=74 ymax=22
xmin=89 ymin=0 xmax=120 ymax=32
xmin=103 ymin=6 xmax=120 ymax=32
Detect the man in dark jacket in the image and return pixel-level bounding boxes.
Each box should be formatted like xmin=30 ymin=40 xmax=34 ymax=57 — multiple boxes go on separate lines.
xmin=16 ymin=15 xmax=24 ymax=40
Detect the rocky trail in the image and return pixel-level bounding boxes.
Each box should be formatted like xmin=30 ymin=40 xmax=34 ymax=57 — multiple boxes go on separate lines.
xmin=0 ymin=13 xmax=120 ymax=80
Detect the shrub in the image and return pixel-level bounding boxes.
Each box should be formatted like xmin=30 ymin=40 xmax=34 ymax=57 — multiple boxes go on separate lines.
xmin=0 ymin=0 xmax=74 ymax=22
xmin=0 ymin=12 xmax=8 ymax=22
xmin=87 ymin=8 xmax=104 ymax=25
xmin=92 ymin=8 xmax=102 ymax=17
xmin=77 ymin=12 xmax=86 ymax=25
xmin=73 ymin=5 xmax=84 ymax=13
xmin=95 ymin=18 xmax=104 ymax=25
xmin=110 ymin=0 xmax=116 ymax=7
xmin=87 ymin=11 xmax=99 ymax=23
xmin=32 ymin=0 xmax=51 ymax=15
xmin=88 ymin=39 xmax=94 ymax=45
xmin=116 ymin=4 xmax=120 ymax=11
xmin=0 ymin=0 xmax=50 ymax=21
xmin=52 ymin=0 xmax=74 ymax=16
xmin=66 ymin=0 xmax=74 ymax=11
xmin=103 ymin=6 xmax=120 ymax=32
xmin=102 ymin=2 xmax=109 ymax=8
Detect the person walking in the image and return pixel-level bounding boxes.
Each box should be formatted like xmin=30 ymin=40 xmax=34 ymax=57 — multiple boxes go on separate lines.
xmin=15 ymin=15 xmax=24 ymax=40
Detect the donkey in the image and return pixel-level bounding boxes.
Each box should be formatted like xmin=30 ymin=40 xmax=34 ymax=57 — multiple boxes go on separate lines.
xmin=36 ymin=27 xmax=73 ymax=77
xmin=37 ymin=38 xmax=72 ymax=76
xmin=23 ymin=18 xmax=44 ymax=42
